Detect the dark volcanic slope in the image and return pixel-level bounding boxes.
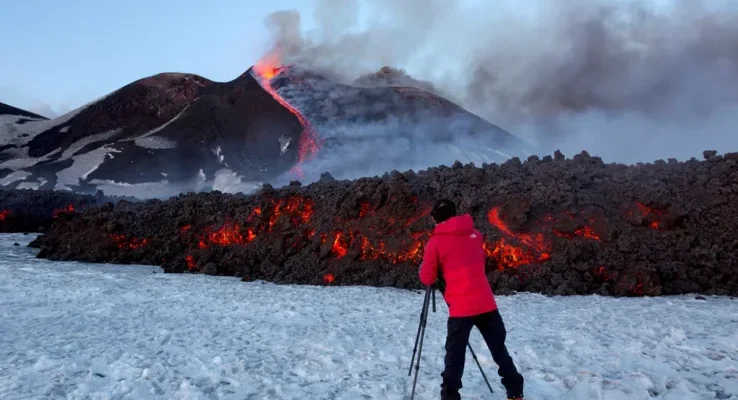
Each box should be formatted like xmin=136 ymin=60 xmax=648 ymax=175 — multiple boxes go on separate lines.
xmin=29 ymin=150 xmax=738 ymax=297
xmin=272 ymin=68 xmax=514 ymax=139
xmin=0 ymin=102 xmax=48 ymax=120
xmin=76 ymin=73 xmax=304 ymax=186
xmin=0 ymin=72 xmax=304 ymax=194
xmin=2 ymin=66 xmax=531 ymax=195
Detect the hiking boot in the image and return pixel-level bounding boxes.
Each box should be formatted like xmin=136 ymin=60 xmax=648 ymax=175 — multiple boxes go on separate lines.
xmin=440 ymin=388 xmax=460 ymax=400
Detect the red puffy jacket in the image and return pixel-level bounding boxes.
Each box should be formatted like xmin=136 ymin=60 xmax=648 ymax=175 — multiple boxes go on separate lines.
xmin=419 ymin=213 xmax=497 ymax=317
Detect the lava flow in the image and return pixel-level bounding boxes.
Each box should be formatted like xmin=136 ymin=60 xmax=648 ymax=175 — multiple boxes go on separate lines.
xmin=252 ymin=53 xmax=320 ymax=177
xmin=0 ymin=210 xmax=8 ymax=221
xmin=630 ymin=202 xmax=666 ymax=229
xmin=485 ymin=207 xmax=603 ymax=271
xmin=185 ymin=254 xmax=196 ymax=270
xmin=190 ymin=196 xmax=315 ymax=251
xmin=53 ymin=204 xmax=75 ymax=218
xmin=486 ymin=207 xmax=551 ymax=270
xmin=329 ymin=230 xmax=431 ymax=264
xmin=327 ymin=198 xmax=433 ymax=264
xmin=483 ymin=238 xmax=549 ymax=271
xmin=201 ymin=222 xmax=254 ymax=248
xmin=173 ymin=194 xmax=607 ymax=276
xmin=109 ymin=234 xmax=148 ymax=250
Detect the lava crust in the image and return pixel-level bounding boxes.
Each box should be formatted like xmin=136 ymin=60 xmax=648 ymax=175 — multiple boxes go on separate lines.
xmin=0 ymin=189 xmax=137 ymax=233
xmin=28 ymin=150 xmax=738 ymax=297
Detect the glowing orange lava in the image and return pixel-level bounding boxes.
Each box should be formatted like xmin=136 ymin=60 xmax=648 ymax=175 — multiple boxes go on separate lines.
xmin=323 ymin=273 xmax=335 ymax=284
xmin=53 ymin=204 xmax=75 ymax=218
xmin=331 ymin=232 xmax=348 ymax=258
xmin=359 ymin=202 xmax=371 ymax=218
xmin=185 ymin=254 xmax=196 ymax=270
xmin=253 ymin=53 xmax=320 ymax=177
xmin=629 ymin=202 xmax=666 ymax=230
xmin=174 ymin=196 xmax=610 ymax=277
xmin=487 ymin=207 xmax=548 ymax=250
xmin=267 ymin=196 xmax=314 ymax=232
xmin=190 ymin=196 xmax=315 ymax=250
xmin=553 ymin=225 xmax=602 ymax=241
xmin=328 ymin=229 xmax=431 ymax=264
xmin=109 ymin=234 xmax=148 ymax=250
xmin=246 ymin=207 xmax=262 ymax=225
xmin=484 ymin=207 xmax=602 ymax=270
xmin=483 ymin=239 xmax=550 ymax=271
xmin=212 ymin=223 xmax=245 ymax=245
xmin=246 ymin=228 xmax=257 ymax=242
xmin=485 ymin=207 xmax=551 ymax=269
xmin=253 ymin=51 xmax=281 ymax=79
xmin=594 ymin=265 xmax=617 ymax=281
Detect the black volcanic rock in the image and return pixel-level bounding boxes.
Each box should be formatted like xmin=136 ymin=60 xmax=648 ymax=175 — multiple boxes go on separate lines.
xmin=28 ymin=150 xmax=738 ymax=297
xmin=0 ymin=189 xmax=133 ymax=233
xmin=0 ymin=102 xmax=48 ymax=120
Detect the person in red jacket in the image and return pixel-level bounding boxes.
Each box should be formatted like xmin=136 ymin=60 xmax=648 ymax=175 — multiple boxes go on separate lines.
xmin=419 ymin=199 xmax=524 ymax=400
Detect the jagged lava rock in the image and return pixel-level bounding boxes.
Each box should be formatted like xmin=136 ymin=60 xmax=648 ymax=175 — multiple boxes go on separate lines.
xmin=26 ymin=150 xmax=738 ymax=297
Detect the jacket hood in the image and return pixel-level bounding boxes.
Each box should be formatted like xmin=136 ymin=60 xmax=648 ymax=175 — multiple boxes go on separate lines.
xmin=434 ymin=214 xmax=475 ymax=235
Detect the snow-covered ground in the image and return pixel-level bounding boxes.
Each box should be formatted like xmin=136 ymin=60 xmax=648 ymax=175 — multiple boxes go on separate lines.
xmin=1 ymin=233 xmax=736 ymax=400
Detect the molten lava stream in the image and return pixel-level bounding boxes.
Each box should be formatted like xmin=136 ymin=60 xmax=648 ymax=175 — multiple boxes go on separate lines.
xmin=252 ymin=58 xmax=320 ymax=177
xmin=483 ymin=239 xmax=550 ymax=271
xmin=328 ymin=230 xmax=428 ymax=265
xmin=487 ymin=207 xmax=548 ymax=252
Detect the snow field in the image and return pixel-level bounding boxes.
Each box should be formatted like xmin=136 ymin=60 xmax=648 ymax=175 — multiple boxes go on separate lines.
xmin=0 ymin=234 xmax=736 ymax=399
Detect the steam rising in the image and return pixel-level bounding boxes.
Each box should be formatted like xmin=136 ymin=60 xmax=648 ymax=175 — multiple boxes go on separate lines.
xmin=262 ymin=65 xmax=529 ymax=187
xmin=262 ymin=0 xmax=738 ymax=166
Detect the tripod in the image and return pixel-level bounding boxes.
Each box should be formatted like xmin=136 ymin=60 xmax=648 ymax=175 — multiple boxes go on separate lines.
xmin=408 ymin=284 xmax=494 ymax=399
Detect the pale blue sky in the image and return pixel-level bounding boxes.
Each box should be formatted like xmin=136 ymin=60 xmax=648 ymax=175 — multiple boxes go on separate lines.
xmin=1 ymin=0 xmax=315 ymax=117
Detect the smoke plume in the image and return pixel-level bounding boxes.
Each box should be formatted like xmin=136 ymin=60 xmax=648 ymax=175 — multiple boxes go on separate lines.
xmin=261 ymin=0 xmax=738 ymax=165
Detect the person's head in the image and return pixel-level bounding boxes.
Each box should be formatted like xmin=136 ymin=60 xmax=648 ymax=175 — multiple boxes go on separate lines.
xmin=430 ymin=199 xmax=457 ymax=224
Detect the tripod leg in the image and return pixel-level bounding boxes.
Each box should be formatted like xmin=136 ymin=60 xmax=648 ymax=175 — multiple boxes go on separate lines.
xmin=467 ymin=343 xmax=494 ymax=394
xmin=431 ymin=286 xmax=436 ymax=313
xmin=408 ymin=286 xmax=431 ymax=376
xmin=410 ymin=290 xmax=431 ymax=400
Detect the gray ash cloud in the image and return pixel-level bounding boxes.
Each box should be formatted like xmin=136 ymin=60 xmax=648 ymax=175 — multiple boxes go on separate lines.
xmin=260 ymin=0 xmax=738 ymax=164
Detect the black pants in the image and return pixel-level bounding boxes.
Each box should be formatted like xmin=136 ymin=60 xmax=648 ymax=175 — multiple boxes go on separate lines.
xmin=440 ymin=309 xmax=524 ymax=399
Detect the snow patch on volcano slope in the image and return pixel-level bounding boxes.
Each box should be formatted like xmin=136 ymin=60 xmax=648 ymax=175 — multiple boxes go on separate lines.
xmin=134 ymin=136 xmax=177 ymax=149
xmin=61 ymin=129 xmax=121 ymax=159
xmin=55 ymin=145 xmax=122 ymax=190
xmin=0 ymin=147 xmax=62 ymax=171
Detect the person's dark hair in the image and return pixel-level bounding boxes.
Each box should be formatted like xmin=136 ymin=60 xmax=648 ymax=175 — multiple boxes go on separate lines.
xmin=431 ymin=199 xmax=457 ymax=223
